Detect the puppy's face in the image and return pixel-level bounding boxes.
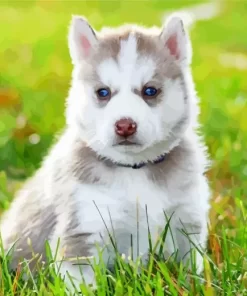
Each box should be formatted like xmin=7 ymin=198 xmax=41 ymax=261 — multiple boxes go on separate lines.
xmin=66 ymin=16 xmax=194 ymax=165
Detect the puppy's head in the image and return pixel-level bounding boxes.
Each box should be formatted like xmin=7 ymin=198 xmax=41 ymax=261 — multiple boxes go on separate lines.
xmin=66 ymin=15 xmax=197 ymax=165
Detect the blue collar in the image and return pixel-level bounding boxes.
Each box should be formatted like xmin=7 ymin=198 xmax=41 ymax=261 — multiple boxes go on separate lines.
xmin=116 ymin=153 xmax=166 ymax=169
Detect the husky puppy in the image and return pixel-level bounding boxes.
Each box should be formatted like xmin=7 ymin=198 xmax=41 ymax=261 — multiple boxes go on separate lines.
xmin=0 ymin=14 xmax=211 ymax=290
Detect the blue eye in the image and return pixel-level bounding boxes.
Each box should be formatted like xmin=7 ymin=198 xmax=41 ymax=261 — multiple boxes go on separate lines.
xmin=143 ymin=87 xmax=158 ymax=98
xmin=97 ymin=88 xmax=111 ymax=99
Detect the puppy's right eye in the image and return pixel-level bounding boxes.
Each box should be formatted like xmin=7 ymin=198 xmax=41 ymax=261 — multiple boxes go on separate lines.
xmin=96 ymin=88 xmax=111 ymax=101
xmin=142 ymin=86 xmax=161 ymax=100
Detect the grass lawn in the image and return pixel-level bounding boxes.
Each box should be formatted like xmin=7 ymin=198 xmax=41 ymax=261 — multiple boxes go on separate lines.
xmin=0 ymin=0 xmax=247 ymax=295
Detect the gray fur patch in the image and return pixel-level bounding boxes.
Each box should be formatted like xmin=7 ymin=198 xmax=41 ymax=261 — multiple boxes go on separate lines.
xmin=1 ymin=179 xmax=57 ymax=269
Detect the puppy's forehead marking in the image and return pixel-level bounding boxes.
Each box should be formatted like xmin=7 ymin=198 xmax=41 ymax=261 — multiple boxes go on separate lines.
xmin=118 ymin=34 xmax=139 ymax=87
xmin=118 ymin=34 xmax=138 ymax=70
xmin=86 ymin=27 xmax=182 ymax=90
xmin=97 ymin=33 xmax=156 ymax=89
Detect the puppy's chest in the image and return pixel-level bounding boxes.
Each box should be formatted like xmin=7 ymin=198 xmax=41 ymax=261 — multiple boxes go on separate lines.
xmin=75 ymin=170 xmax=172 ymax=236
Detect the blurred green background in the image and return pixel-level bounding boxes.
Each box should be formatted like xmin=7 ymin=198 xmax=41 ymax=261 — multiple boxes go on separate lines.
xmin=0 ymin=0 xmax=247 ymax=238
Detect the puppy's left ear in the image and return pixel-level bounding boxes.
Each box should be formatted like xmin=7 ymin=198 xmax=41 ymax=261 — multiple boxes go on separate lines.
xmin=160 ymin=14 xmax=192 ymax=65
xmin=68 ymin=15 xmax=98 ymax=65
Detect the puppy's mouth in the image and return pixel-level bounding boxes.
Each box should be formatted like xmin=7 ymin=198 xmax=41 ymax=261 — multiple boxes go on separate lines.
xmin=114 ymin=140 xmax=141 ymax=146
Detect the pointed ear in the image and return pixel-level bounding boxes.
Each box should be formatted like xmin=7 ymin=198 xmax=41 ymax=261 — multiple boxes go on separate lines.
xmin=68 ymin=15 xmax=98 ymax=64
xmin=160 ymin=14 xmax=192 ymax=64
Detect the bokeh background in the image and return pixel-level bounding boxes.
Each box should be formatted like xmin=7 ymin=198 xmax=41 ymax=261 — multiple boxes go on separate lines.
xmin=0 ymin=0 xmax=247 ymax=256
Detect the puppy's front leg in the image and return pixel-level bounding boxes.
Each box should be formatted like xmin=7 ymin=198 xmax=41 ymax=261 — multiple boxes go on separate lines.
xmin=50 ymin=233 xmax=101 ymax=293
xmin=170 ymin=204 xmax=209 ymax=273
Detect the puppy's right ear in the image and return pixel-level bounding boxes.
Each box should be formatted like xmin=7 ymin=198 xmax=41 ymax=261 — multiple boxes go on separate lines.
xmin=160 ymin=14 xmax=192 ymax=65
xmin=68 ymin=15 xmax=98 ymax=64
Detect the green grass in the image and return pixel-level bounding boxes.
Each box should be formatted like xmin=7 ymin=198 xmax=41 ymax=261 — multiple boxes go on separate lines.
xmin=0 ymin=0 xmax=247 ymax=294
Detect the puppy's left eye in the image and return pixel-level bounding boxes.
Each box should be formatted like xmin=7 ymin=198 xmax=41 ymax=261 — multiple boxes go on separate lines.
xmin=142 ymin=86 xmax=160 ymax=99
xmin=96 ymin=87 xmax=111 ymax=101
